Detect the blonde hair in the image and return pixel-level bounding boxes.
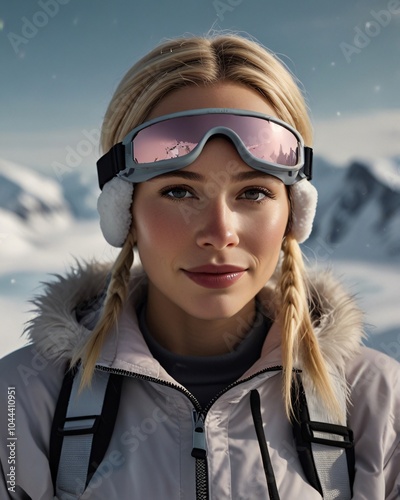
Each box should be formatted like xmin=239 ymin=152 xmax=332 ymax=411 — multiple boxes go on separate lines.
xmin=75 ymin=34 xmax=340 ymax=419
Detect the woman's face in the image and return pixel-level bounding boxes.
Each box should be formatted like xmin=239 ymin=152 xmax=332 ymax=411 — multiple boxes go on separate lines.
xmin=132 ymin=82 xmax=290 ymax=322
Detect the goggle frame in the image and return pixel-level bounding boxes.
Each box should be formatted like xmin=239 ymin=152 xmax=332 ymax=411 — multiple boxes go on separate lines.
xmin=97 ymin=108 xmax=313 ymax=189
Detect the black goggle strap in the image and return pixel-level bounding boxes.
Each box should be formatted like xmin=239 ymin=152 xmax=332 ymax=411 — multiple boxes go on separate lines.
xmin=97 ymin=142 xmax=313 ymax=190
xmin=303 ymin=146 xmax=313 ymax=181
xmin=97 ymin=142 xmax=126 ymax=190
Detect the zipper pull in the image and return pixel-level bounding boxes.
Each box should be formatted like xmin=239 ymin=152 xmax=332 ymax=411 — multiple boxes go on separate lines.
xmin=191 ymin=410 xmax=207 ymax=459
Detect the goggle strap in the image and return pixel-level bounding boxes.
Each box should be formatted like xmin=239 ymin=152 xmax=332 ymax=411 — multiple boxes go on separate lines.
xmin=304 ymin=147 xmax=313 ymax=181
xmin=97 ymin=143 xmax=125 ymax=189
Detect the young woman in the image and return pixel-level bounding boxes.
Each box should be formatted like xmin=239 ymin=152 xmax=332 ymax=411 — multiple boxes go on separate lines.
xmin=0 ymin=34 xmax=399 ymax=499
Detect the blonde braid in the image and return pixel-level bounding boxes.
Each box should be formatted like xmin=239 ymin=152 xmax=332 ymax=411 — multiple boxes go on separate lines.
xmin=279 ymin=234 xmax=341 ymax=420
xmin=71 ymin=231 xmax=136 ymax=388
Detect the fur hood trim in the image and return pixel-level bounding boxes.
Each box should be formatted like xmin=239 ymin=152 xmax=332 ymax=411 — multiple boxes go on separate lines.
xmin=24 ymin=262 xmax=111 ymax=365
xmin=24 ymin=261 xmax=366 ymax=372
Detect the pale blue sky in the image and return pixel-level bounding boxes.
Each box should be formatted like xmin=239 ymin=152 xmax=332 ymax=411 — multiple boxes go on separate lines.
xmin=1 ymin=0 xmax=399 ymax=171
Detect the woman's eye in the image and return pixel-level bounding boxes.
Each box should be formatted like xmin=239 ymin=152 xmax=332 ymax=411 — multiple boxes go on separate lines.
xmin=239 ymin=188 xmax=272 ymax=202
xmin=162 ymin=187 xmax=194 ymax=199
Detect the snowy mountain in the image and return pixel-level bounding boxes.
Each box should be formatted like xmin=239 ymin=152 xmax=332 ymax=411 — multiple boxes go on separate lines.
xmin=0 ymin=159 xmax=101 ymax=255
xmin=0 ymin=158 xmax=99 ymax=222
xmin=0 ymin=158 xmax=69 ymax=221
xmin=0 ymin=158 xmax=74 ymax=254
xmin=304 ymin=155 xmax=400 ymax=262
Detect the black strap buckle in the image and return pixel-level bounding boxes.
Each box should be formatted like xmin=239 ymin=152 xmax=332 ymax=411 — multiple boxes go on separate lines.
xmin=301 ymin=420 xmax=354 ymax=449
xmin=57 ymin=414 xmax=102 ymax=436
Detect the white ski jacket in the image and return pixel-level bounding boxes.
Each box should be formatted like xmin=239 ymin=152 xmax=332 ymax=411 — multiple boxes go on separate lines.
xmin=0 ymin=263 xmax=399 ymax=499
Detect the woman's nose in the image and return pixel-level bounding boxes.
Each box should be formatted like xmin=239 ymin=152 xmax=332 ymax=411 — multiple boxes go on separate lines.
xmin=195 ymin=198 xmax=240 ymax=250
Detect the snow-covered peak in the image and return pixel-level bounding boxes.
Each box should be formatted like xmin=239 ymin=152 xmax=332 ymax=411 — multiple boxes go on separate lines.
xmin=305 ymin=156 xmax=400 ymax=261
xmin=0 ymin=158 xmax=67 ymax=220
xmin=0 ymin=158 xmax=75 ymax=254
xmin=361 ymin=156 xmax=400 ymax=191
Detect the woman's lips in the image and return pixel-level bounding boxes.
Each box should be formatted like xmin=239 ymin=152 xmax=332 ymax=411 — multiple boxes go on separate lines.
xmin=182 ymin=265 xmax=247 ymax=289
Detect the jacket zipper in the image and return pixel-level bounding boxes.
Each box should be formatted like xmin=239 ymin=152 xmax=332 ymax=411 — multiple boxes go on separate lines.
xmin=96 ymin=364 xmax=283 ymax=499
xmin=192 ymin=410 xmax=208 ymax=499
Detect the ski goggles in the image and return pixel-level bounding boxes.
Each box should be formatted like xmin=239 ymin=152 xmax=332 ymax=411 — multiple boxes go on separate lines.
xmin=97 ymin=108 xmax=313 ymax=189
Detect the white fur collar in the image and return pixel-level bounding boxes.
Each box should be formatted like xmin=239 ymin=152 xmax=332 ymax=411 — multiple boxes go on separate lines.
xmin=24 ymin=261 xmax=365 ymax=373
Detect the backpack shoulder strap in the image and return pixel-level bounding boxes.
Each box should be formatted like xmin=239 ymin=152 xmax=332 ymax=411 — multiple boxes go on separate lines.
xmin=291 ymin=373 xmax=355 ymax=499
xmin=50 ymin=365 xmax=123 ymax=499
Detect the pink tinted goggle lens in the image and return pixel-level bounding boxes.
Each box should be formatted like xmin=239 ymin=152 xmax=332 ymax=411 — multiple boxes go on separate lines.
xmin=131 ymin=113 xmax=299 ymax=166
